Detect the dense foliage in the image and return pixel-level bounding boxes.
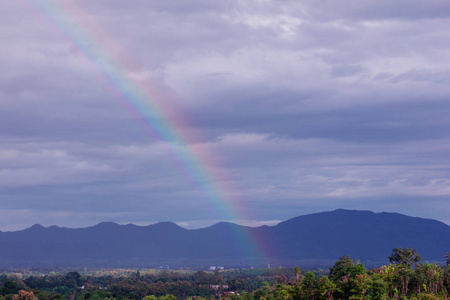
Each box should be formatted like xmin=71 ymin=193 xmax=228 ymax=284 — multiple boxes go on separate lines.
xmin=1 ymin=249 xmax=449 ymax=300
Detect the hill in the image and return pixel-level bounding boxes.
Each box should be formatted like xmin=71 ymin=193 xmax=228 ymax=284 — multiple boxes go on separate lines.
xmin=0 ymin=209 xmax=448 ymax=268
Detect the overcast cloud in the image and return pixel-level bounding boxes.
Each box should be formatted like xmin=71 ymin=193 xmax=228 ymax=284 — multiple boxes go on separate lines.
xmin=1 ymin=0 xmax=450 ymax=231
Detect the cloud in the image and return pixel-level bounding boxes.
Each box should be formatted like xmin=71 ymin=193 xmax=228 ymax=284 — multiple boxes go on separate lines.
xmin=0 ymin=0 xmax=449 ymax=230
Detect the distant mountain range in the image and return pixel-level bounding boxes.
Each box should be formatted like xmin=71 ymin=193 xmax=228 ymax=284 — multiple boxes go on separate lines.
xmin=0 ymin=209 xmax=449 ymax=269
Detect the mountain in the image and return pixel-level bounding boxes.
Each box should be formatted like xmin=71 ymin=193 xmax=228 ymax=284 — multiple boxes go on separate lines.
xmin=268 ymin=209 xmax=450 ymax=263
xmin=0 ymin=209 xmax=448 ymax=268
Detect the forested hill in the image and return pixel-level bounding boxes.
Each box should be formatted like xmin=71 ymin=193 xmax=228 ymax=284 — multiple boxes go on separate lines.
xmin=0 ymin=209 xmax=449 ymax=268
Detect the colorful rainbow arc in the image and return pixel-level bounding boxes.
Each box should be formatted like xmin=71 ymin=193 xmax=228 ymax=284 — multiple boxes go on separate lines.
xmin=31 ymin=0 xmax=269 ymax=262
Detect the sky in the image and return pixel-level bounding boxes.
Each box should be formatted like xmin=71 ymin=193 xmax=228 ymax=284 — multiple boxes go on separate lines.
xmin=1 ymin=0 xmax=450 ymax=231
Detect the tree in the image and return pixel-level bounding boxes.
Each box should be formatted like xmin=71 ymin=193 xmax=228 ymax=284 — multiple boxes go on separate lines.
xmin=329 ymin=256 xmax=366 ymax=282
xmin=64 ymin=271 xmax=82 ymax=290
xmin=367 ymin=275 xmax=388 ymax=300
xmin=329 ymin=256 xmax=367 ymax=299
xmin=349 ymin=274 xmax=372 ymax=300
xmin=301 ymin=271 xmax=317 ymax=298
xmin=2 ymin=280 xmax=20 ymax=295
xmin=379 ymin=264 xmax=402 ymax=298
xmin=12 ymin=290 xmax=38 ymax=300
xmin=317 ymin=277 xmax=338 ymax=300
xmin=389 ymin=247 xmax=421 ymax=267
xmin=294 ymin=267 xmax=302 ymax=284
xmin=388 ymin=248 xmax=422 ymax=297
xmin=413 ymin=262 xmax=444 ymax=296
xmin=445 ymin=252 xmax=450 ymax=267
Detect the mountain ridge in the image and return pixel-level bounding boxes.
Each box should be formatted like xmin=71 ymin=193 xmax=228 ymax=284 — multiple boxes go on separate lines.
xmin=4 ymin=209 xmax=449 ymax=232
xmin=0 ymin=209 xmax=448 ymax=268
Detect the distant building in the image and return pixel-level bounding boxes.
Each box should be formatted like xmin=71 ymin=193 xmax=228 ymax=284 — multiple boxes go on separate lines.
xmin=210 ymin=285 xmax=229 ymax=296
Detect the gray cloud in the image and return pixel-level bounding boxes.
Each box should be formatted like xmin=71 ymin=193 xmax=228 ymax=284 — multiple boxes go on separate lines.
xmin=0 ymin=0 xmax=449 ymax=230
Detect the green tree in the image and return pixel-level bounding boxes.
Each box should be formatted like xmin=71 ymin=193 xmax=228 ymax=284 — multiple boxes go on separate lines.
xmin=294 ymin=267 xmax=302 ymax=284
xmin=317 ymin=276 xmax=338 ymax=300
xmin=367 ymin=275 xmax=388 ymax=300
xmin=413 ymin=262 xmax=444 ymax=296
xmin=349 ymin=274 xmax=371 ymax=300
xmin=64 ymin=271 xmax=82 ymax=290
xmin=388 ymin=248 xmax=423 ymax=297
xmin=2 ymin=280 xmax=19 ymax=295
xmin=273 ymin=284 xmax=291 ymax=300
xmin=389 ymin=247 xmax=421 ymax=267
xmin=300 ymin=271 xmax=317 ymax=299
xmin=329 ymin=256 xmax=366 ymax=299
xmin=329 ymin=256 xmax=366 ymax=282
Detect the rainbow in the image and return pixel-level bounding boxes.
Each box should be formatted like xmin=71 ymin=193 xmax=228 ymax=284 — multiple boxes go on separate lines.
xmin=30 ymin=0 xmax=270 ymax=263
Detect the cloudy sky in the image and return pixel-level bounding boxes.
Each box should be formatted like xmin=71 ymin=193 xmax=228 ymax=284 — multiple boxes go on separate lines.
xmin=1 ymin=0 xmax=450 ymax=231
